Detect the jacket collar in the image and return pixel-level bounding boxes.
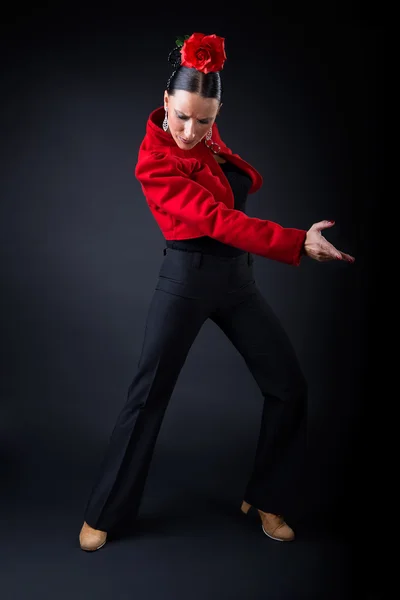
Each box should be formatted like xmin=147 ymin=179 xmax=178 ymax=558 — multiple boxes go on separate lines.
xmin=144 ymin=105 xmax=263 ymax=194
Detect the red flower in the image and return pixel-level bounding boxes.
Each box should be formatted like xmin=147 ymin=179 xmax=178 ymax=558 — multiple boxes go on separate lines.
xmin=181 ymin=33 xmax=227 ymax=74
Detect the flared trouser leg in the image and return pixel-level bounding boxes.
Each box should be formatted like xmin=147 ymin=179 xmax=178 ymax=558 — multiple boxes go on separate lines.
xmin=211 ymin=285 xmax=308 ymax=516
xmin=83 ymin=287 xmax=209 ymax=532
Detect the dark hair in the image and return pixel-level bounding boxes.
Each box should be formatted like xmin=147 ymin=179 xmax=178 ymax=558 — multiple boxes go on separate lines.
xmin=166 ymin=46 xmax=223 ymax=103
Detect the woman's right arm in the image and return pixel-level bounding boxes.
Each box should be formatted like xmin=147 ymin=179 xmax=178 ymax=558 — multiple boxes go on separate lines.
xmin=135 ymin=150 xmax=307 ymax=266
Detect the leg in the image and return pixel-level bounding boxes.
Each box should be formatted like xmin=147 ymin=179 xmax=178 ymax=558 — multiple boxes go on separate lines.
xmin=83 ymin=288 xmax=209 ymax=532
xmin=211 ymin=285 xmax=308 ymax=516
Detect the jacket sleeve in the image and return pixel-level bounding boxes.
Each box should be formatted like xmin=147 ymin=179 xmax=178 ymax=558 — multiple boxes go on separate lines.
xmin=135 ymin=150 xmax=306 ymax=266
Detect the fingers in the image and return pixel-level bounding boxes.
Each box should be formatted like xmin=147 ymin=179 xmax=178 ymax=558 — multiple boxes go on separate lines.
xmin=321 ymin=240 xmax=355 ymax=263
xmin=325 ymin=248 xmax=355 ymax=263
xmin=336 ymin=251 xmax=355 ymax=263
xmin=311 ymin=219 xmax=335 ymax=233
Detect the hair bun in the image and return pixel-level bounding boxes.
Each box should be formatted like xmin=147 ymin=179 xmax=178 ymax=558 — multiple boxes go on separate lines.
xmin=167 ymin=47 xmax=182 ymax=69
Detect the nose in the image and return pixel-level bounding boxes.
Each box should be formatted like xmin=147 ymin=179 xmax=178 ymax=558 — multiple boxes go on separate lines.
xmin=183 ymin=122 xmax=196 ymax=140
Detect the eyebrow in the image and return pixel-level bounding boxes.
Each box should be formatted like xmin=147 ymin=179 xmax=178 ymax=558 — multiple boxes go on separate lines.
xmin=175 ymin=109 xmax=212 ymax=120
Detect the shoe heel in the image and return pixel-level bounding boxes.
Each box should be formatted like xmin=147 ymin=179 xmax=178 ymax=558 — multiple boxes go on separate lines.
xmin=241 ymin=500 xmax=252 ymax=514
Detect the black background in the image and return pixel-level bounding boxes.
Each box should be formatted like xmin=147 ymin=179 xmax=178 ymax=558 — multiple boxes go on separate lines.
xmin=1 ymin=6 xmax=382 ymax=599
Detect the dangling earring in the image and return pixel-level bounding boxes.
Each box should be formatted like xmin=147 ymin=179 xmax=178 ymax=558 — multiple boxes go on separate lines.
xmin=162 ymin=107 xmax=169 ymax=132
xmin=204 ymin=127 xmax=221 ymax=154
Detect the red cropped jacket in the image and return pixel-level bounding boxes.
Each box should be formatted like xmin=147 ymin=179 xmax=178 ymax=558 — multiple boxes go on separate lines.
xmin=134 ymin=106 xmax=307 ymax=265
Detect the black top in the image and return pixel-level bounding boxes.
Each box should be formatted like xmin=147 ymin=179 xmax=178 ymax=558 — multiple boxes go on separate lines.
xmin=166 ymin=159 xmax=253 ymax=257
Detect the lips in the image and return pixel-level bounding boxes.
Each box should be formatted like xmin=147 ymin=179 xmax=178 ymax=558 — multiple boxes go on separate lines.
xmin=179 ymin=136 xmax=193 ymax=144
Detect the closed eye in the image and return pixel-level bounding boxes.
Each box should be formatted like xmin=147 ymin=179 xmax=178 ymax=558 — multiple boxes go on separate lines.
xmin=177 ymin=115 xmax=209 ymax=125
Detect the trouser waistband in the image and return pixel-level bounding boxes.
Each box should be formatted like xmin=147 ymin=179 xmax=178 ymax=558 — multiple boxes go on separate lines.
xmin=163 ymin=246 xmax=254 ymax=268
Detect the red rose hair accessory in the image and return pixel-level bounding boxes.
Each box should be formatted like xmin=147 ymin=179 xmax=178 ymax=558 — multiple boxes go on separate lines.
xmin=175 ymin=32 xmax=227 ymax=74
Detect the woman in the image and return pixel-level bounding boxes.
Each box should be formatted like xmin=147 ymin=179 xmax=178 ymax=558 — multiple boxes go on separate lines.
xmin=79 ymin=32 xmax=354 ymax=551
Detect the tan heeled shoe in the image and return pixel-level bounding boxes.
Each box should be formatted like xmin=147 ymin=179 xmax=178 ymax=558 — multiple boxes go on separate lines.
xmin=241 ymin=500 xmax=295 ymax=542
xmin=79 ymin=521 xmax=107 ymax=552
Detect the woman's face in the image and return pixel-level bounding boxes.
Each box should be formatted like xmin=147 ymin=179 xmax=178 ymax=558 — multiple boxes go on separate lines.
xmin=163 ymin=89 xmax=221 ymax=150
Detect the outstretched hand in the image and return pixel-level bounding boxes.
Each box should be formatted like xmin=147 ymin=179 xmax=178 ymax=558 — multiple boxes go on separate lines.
xmin=303 ymin=220 xmax=355 ymax=263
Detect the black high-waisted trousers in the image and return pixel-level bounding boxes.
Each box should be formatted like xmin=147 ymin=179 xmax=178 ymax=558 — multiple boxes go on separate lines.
xmin=83 ymin=246 xmax=308 ymax=532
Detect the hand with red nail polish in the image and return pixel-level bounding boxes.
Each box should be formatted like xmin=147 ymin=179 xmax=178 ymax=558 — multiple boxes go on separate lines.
xmin=303 ymin=220 xmax=355 ymax=263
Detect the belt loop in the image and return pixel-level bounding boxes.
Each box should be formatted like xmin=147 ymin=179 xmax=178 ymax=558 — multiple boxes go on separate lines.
xmin=247 ymin=252 xmax=253 ymax=265
xmin=191 ymin=251 xmax=203 ymax=269
xmin=163 ymin=247 xmax=167 ymax=255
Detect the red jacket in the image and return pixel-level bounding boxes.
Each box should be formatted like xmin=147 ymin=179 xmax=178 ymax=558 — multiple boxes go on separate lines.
xmin=135 ymin=106 xmax=307 ymax=265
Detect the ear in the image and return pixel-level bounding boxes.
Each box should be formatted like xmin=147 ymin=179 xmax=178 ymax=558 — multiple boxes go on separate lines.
xmin=163 ymin=90 xmax=168 ymax=108
xmin=216 ymin=102 xmax=223 ymax=116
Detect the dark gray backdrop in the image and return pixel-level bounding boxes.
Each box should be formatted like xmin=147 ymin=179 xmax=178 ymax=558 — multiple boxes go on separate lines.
xmin=0 ymin=10 xmax=380 ymax=599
